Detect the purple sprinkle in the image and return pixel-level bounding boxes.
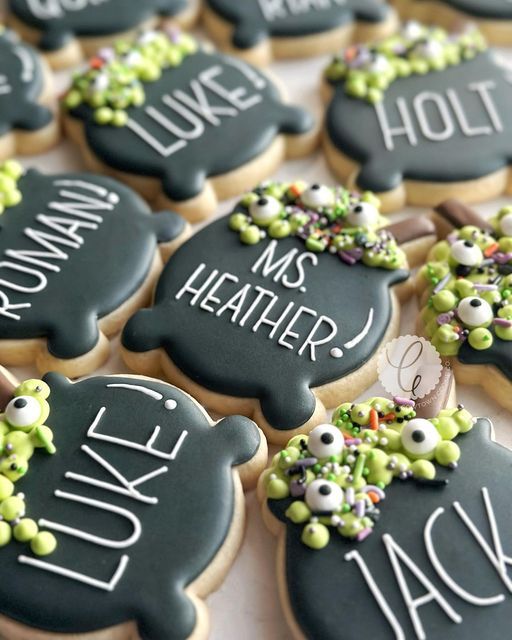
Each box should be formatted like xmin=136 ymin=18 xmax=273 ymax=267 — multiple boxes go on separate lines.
xmin=437 ymin=311 xmax=454 ymax=325
xmin=339 ymin=251 xmax=357 ymax=265
xmin=446 ymin=232 xmax=459 ymax=245
xmin=344 ymin=438 xmax=362 ymax=446
xmin=433 ymin=273 xmax=451 ymax=294
xmin=494 ymin=318 xmax=512 ymax=328
xmin=346 ymin=487 xmax=355 ymax=506
xmin=355 ymin=500 xmax=366 ymax=518
xmin=474 ymin=283 xmax=498 ymax=291
xmin=393 ymin=396 xmax=415 ymax=407
xmin=356 ymin=528 xmax=373 ymax=542
xmin=493 ymin=252 xmax=512 ymax=265
xmin=290 ymin=480 xmax=307 ymax=498
xmin=98 ymin=47 xmax=115 ymax=61
xmin=347 ymin=247 xmax=364 ymax=260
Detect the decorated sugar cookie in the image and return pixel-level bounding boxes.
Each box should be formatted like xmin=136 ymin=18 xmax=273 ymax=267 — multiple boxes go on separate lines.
xmin=322 ymin=23 xmax=512 ymax=213
xmin=7 ymin=0 xmax=201 ymax=69
xmin=62 ymin=30 xmax=317 ymax=223
xmin=0 ymin=370 xmax=266 ymax=640
xmin=0 ymin=26 xmax=59 ymax=160
xmin=418 ymin=199 xmax=512 ymax=414
xmin=121 ymin=180 xmax=436 ymax=444
xmin=258 ymin=374 xmax=512 ymax=640
xmin=393 ymin=0 xmax=512 ymax=46
xmin=203 ymin=0 xmax=398 ymax=66
xmin=0 ymin=162 xmax=189 ymax=377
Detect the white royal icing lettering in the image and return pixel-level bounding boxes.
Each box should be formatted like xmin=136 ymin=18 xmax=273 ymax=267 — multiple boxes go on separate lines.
xmin=26 ymin=0 xmax=110 ymax=20
xmin=258 ymin=0 xmax=346 ymax=21
xmin=127 ymin=64 xmax=263 ymax=157
xmin=376 ymin=81 xmax=503 ymax=151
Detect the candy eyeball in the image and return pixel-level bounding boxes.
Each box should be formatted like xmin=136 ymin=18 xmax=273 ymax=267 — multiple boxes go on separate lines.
xmin=305 ymin=479 xmax=344 ymax=513
xmin=301 ymin=184 xmax=335 ymax=210
xmin=450 ymin=239 xmax=483 ymax=267
xmin=249 ymin=195 xmax=282 ymax=226
xmin=5 ymin=396 xmax=42 ymax=429
xmin=457 ymin=297 xmax=493 ymax=327
xmin=401 ymin=419 xmax=441 ymax=457
xmin=307 ymin=424 xmax=344 ymax=459
xmin=347 ymin=201 xmax=379 ymax=228
xmin=500 ymin=212 xmax=512 ymax=237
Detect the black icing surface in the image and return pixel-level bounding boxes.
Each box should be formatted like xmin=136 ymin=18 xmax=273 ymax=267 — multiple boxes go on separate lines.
xmin=8 ymin=0 xmax=189 ymax=51
xmin=122 ymin=215 xmax=408 ymax=431
xmin=0 ymin=28 xmax=51 ymax=135
xmin=417 ymin=0 xmax=512 ymax=19
xmin=206 ymin=0 xmax=390 ymax=49
xmin=0 ymin=169 xmax=185 ymax=359
xmin=0 ymin=374 xmax=261 ymax=640
xmin=269 ymin=419 xmax=512 ymax=639
xmin=458 ymin=336 xmax=512 ymax=379
xmin=325 ymin=51 xmax=512 ymax=193
xmin=69 ymin=50 xmax=314 ymax=202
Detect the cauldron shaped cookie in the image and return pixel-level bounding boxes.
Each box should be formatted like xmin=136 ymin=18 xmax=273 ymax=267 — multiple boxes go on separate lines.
xmin=203 ymin=0 xmax=397 ymax=65
xmin=418 ymin=199 xmax=512 ymax=415
xmin=7 ymin=0 xmax=200 ymax=68
xmin=0 ymin=26 xmax=58 ymax=158
xmin=62 ymin=30 xmax=317 ymax=222
xmin=0 ymin=163 xmax=188 ymax=376
xmin=121 ymin=180 xmax=436 ymax=443
xmin=260 ymin=388 xmax=512 ymax=640
xmin=394 ymin=0 xmax=512 ymax=46
xmin=0 ymin=372 xmax=265 ymax=640
xmin=322 ymin=23 xmax=512 ymax=212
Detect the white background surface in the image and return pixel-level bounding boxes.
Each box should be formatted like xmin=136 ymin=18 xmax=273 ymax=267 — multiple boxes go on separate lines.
xmin=2 ymin=3 xmax=512 ymax=638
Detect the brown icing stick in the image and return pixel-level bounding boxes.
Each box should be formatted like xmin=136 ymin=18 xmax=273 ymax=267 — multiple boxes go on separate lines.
xmin=386 ymin=217 xmax=436 ymax=245
xmin=414 ymin=366 xmax=455 ymax=418
xmin=0 ymin=366 xmax=17 ymax=410
xmin=434 ymin=199 xmax=494 ymax=232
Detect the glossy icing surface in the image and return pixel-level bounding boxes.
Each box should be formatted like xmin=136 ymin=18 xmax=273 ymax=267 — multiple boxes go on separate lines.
xmin=0 ymin=27 xmax=51 ymax=135
xmin=0 ymin=169 xmax=185 ymax=359
xmin=0 ymin=373 xmax=261 ymax=639
xmin=326 ymin=51 xmax=512 ymax=192
xmin=206 ymin=0 xmax=390 ymax=49
xmin=68 ymin=49 xmax=314 ymax=202
xmin=122 ymin=212 xmax=408 ymax=431
xmin=8 ymin=0 xmax=189 ymax=50
xmin=269 ymin=418 xmax=512 ymax=639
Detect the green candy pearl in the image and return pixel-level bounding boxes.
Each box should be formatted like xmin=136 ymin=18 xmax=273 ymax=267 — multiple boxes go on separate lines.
xmin=432 ymin=290 xmax=456 ymax=312
xmin=269 ymin=220 xmax=291 ymax=239
xmin=13 ymin=518 xmax=38 ymax=542
xmin=30 ymin=531 xmax=57 ymax=556
xmin=240 ymin=225 xmax=262 ymax=245
xmin=468 ymin=327 xmax=493 ymax=350
xmin=0 ymin=521 xmax=11 ymax=547
xmin=301 ymin=523 xmax=330 ymax=550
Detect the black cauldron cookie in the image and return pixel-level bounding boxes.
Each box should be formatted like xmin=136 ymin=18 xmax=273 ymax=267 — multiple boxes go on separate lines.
xmin=121 ymin=180 xmax=436 ymax=444
xmin=322 ymin=23 xmax=512 ymax=212
xmin=0 ymin=161 xmax=189 ymax=377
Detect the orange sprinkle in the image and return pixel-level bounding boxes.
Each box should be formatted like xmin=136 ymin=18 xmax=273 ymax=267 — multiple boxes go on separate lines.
xmin=368 ymin=491 xmax=380 ymax=504
xmin=90 ymin=57 xmax=104 ymax=69
xmin=484 ymin=243 xmax=499 ymax=258
xmin=344 ymin=45 xmax=358 ymax=62
xmin=369 ymin=409 xmax=379 ymax=431
xmin=289 ymin=183 xmax=303 ymax=197
xmin=382 ymin=412 xmax=396 ymax=422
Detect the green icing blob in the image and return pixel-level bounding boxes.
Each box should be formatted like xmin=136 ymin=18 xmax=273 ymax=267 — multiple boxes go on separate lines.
xmin=263 ymin=397 xmax=475 ymax=550
xmin=420 ymin=220 xmax=512 ymax=355
xmin=324 ymin=22 xmax=487 ymax=104
xmin=0 ymin=379 xmax=57 ymax=556
xmin=229 ymin=181 xmax=406 ymax=271
xmin=63 ymin=30 xmax=197 ymax=126
xmin=0 ymin=160 xmax=23 ymax=215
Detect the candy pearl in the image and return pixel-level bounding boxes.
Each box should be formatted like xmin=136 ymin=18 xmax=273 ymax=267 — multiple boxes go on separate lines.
xmin=500 ymin=213 xmax=512 ymax=236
